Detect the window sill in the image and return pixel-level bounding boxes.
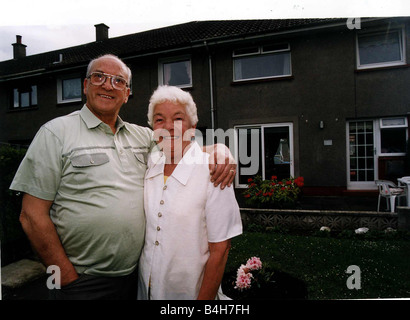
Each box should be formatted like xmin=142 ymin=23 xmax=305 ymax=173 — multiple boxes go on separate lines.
xmin=231 ymin=75 xmax=294 ymax=85
xmin=7 ymin=106 xmax=39 ymax=113
xmin=56 ymin=100 xmax=83 ymax=107
xmin=355 ymin=63 xmax=410 ymax=73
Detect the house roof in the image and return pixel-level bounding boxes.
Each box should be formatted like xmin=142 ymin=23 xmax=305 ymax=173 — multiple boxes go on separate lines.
xmin=0 ymin=18 xmax=349 ymax=79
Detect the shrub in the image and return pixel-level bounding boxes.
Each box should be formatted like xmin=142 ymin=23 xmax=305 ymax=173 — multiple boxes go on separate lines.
xmin=242 ymin=175 xmax=304 ymax=209
xmin=0 ymin=145 xmax=27 ymax=244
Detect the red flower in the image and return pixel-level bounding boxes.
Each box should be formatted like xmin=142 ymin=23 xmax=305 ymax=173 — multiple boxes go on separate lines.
xmin=244 ymin=194 xmax=251 ymax=198
xmin=247 ymin=178 xmax=253 ymax=183
xmin=271 ymin=176 xmax=277 ymax=180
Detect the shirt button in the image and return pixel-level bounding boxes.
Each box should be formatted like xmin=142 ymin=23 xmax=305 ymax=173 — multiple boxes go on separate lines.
xmin=155 ymin=241 xmax=159 ymax=246
xmin=163 ymin=185 xmax=167 ymax=190
xmin=157 ymin=226 xmax=161 ymax=231
xmin=90 ymin=159 xmax=95 ymax=164
xmin=158 ymin=212 xmax=162 ymax=217
xmin=160 ymin=200 xmax=164 ymax=205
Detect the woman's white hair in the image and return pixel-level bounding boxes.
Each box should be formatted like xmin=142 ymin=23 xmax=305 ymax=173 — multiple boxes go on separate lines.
xmin=147 ymin=85 xmax=198 ymax=127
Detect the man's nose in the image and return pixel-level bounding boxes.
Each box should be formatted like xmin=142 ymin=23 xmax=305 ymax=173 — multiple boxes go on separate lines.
xmin=101 ymin=76 xmax=113 ymax=90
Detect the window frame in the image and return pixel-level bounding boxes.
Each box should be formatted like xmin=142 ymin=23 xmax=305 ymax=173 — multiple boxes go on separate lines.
xmin=234 ymin=122 xmax=294 ymax=188
xmin=57 ymin=75 xmax=82 ymax=104
xmin=378 ymin=117 xmax=408 ymax=156
xmin=232 ymin=43 xmax=292 ymax=82
xmin=356 ymin=26 xmax=406 ymax=70
xmin=158 ymin=55 xmax=193 ymax=89
xmin=12 ymin=85 xmax=38 ymax=109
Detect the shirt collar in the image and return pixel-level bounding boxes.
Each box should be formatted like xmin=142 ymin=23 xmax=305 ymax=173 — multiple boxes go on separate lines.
xmin=145 ymin=142 xmax=205 ymax=186
xmin=80 ymin=104 xmax=127 ymax=132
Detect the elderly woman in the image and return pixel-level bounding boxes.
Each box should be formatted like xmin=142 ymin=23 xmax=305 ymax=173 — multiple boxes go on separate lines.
xmin=137 ymin=86 xmax=242 ymax=300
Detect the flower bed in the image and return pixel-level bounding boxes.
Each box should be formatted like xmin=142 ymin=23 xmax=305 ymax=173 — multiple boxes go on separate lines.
xmin=242 ymin=175 xmax=304 ymax=209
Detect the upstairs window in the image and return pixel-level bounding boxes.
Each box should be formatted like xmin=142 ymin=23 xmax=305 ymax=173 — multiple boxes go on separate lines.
xmin=356 ymin=27 xmax=406 ymax=70
xmin=159 ymin=56 xmax=192 ymax=88
xmin=57 ymin=76 xmax=82 ymax=103
xmin=13 ymin=85 xmax=37 ymax=109
xmin=233 ymin=43 xmax=291 ymax=82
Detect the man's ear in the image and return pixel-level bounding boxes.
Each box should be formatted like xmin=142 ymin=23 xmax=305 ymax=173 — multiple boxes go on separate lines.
xmin=124 ymin=87 xmax=131 ymax=104
xmin=83 ymin=78 xmax=89 ymax=95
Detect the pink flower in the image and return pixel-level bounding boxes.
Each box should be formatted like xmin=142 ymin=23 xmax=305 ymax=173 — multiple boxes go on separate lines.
xmin=234 ymin=265 xmax=253 ymax=290
xmin=246 ymin=257 xmax=262 ymax=271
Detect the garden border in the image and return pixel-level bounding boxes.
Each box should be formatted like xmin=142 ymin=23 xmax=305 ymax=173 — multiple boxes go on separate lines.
xmin=240 ymin=208 xmax=398 ymax=231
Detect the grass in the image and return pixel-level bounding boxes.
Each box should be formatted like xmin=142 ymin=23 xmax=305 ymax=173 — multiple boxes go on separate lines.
xmin=223 ymin=229 xmax=410 ymax=300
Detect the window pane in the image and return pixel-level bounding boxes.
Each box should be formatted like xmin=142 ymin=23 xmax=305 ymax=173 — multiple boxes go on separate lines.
xmin=237 ymin=127 xmax=262 ymax=185
xmin=20 ymin=92 xmax=30 ymax=107
xmin=381 ymin=128 xmax=407 ymax=153
xmin=31 ymin=85 xmax=37 ymax=105
xmin=381 ymin=117 xmax=406 ymax=127
xmin=62 ymin=78 xmax=81 ymax=100
xmin=348 ymin=121 xmax=374 ymax=182
xmin=13 ymin=89 xmax=19 ymax=108
xmin=234 ymin=52 xmax=291 ymax=80
xmin=358 ymin=31 xmax=402 ymax=65
xmin=163 ymin=60 xmax=191 ymax=87
xmin=264 ymin=127 xmax=290 ymax=181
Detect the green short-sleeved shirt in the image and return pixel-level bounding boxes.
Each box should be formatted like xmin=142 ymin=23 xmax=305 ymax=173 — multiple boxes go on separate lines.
xmin=10 ymin=105 xmax=154 ymax=276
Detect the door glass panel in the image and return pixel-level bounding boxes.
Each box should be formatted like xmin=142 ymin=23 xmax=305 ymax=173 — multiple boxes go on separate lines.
xmin=237 ymin=127 xmax=262 ymax=185
xmin=349 ymin=121 xmax=375 ymax=182
xmin=264 ymin=126 xmax=290 ymax=181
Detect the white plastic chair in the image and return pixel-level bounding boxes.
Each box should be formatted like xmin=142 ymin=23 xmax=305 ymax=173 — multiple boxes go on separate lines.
xmin=375 ymin=180 xmax=406 ymax=212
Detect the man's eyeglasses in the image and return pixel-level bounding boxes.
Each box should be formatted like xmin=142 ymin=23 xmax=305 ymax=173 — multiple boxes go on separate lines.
xmin=87 ymin=72 xmax=128 ymax=90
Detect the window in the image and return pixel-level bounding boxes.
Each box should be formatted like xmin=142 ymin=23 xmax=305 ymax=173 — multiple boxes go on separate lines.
xmin=379 ymin=117 xmax=408 ymax=155
xmin=57 ymin=76 xmax=82 ymax=103
xmin=346 ymin=117 xmax=408 ymax=190
xmin=159 ymin=57 xmax=192 ymax=88
xmin=235 ymin=123 xmax=294 ymax=187
xmin=356 ymin=27 xmax=406 ymax=69
xmin=233 ymin=43 xmax=291 ymax=81
xmin=13 ymin=85 xmax=37 ymax=109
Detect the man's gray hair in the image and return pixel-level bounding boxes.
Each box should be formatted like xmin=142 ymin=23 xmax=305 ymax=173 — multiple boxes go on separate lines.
xmin=86 ymin=54 xmax=132 ymax=83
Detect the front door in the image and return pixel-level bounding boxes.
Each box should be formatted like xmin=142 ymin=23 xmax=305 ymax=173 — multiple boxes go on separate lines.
xmin=347 ymin=120 xmax=377 ymax=190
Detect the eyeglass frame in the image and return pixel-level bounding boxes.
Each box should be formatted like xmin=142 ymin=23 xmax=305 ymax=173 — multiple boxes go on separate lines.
xmin=87 ymin=72 xmax=129 ymax=90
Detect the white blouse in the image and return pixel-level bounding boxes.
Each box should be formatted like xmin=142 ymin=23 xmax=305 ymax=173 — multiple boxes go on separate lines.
xmin=137 ymin=142 xmax=243 ymax=300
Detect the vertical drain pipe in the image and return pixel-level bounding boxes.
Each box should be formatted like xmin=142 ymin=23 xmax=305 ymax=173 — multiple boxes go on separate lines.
xmin=205 ymin=41 xmax=215 ymax=132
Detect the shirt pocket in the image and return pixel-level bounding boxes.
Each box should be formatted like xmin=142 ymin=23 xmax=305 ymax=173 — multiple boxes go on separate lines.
xmin=71 ymin=153 xmax=110 ymax=167
xmin=66 ymin=151 xmax=111 ymax=189
xmin=133 ymin=150 xmax=148 ymax=165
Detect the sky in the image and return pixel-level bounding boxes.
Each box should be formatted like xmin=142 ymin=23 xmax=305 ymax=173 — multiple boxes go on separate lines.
xmin=0 ymin=0 xmax=410 ymax=62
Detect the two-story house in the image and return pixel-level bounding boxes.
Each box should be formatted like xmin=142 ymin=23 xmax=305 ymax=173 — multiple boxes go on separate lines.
xmin=0 ymin=18 xmax=409 ymax=201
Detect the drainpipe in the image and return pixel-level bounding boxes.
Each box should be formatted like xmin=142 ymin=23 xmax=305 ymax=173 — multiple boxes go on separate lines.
xmin=204 ymin=41 xmax=215 ymax=132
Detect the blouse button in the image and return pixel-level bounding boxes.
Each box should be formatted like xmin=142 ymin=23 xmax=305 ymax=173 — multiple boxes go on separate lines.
xmin=155 ymin=241 xmax=159 ymax=246
xmin=157 ymin=226 xmax=161 ymax=231
xmin=160 ymin=200 xmax=164 ymax=205
xmin=158 ymin=212 xmax=162 ymax=217
xmin=163 ymin=185 xmax=167 ymax=190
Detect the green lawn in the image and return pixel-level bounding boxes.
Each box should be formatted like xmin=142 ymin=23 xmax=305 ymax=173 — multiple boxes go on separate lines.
xmin=223 ymin=230 xmax=410 ymax=300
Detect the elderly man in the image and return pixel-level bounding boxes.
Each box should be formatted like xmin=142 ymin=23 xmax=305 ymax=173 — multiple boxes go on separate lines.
xmin=10 ymin=54 xmax=235 ymax=300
